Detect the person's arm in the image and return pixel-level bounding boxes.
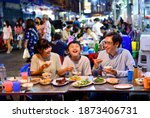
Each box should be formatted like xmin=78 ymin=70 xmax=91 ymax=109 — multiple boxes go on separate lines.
xmin=116 ymin=51 xmax=135 ymax=77
xmin=30 ymin=55 xmax=50 ymax=76
xmin=57 ymin=57 xmax=74 ymax=76
xmin=83 ymin=57 xmax=92 ymax=76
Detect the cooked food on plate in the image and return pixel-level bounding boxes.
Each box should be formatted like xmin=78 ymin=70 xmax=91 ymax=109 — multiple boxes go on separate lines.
xmin=30 ymin=78 xmax=40 ymax=84
xmin=40 ymin=78 xmax=52 ymax=85
xmin=70 ymin=76 xmax=82 ymax=81
xmin=93 ymin=76 xmax=106 ymax=84
xmin=42 ymin=72 xmax=51 ymax=79
xmin=94 ymin=76 xmax=104 ymax=83
xmin=106 ymin=78 xmax=119 ymax=84
xmin=72 ymin=79 xmax=92 ymax=87
xmin=56 ymin=77 xmax=67 ymax=85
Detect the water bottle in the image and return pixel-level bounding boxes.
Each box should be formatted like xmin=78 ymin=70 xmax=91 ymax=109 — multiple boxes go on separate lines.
xmin=0 ymin=64 xmax=7 ymax=82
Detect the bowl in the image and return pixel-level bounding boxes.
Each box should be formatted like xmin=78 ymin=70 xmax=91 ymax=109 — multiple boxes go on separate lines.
xmin=42 ymin=72 xmax=51 ymax=79
xmin=22 ymin=82 xmax=33 ymax=88
xmin=104 ymin=66 xmax=113 ymax=70
xmin=40 ymin=78 xmax=52 ymax=85
xmin=135 ymin=78 xmax=144 ymax=86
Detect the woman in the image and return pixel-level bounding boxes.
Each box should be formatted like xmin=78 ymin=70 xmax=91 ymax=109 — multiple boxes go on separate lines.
xmin=35 ymin=17 xmax=44 ymax=39
xmin=82 ymin=27 xmax=98 ymax=41
xmin=3 ymin=20 xmax=13 ymax=54
xmin=24 ymin=19 xmax=39 ymax=62
xmin=30 ymin=38 xmax=62 ymax=78
xmin=58 ymin=41 xmax=92 ymax=76
xmin=14 ymin=21 xmax=23 ymax=49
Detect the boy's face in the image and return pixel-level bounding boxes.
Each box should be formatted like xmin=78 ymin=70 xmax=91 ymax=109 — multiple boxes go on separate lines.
xmin=68 ymin=43 xmax=81 ymax=57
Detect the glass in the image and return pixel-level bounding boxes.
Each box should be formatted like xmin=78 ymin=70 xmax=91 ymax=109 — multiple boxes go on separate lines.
xmin=128 ymin=70 xmax=133 ymax=81
xmin=2 ymin=81 xmax=13 ymax=92
xmin=144 ymin=77 xmax=150 ymax=89
xmin=104 ymin=41 xmax=114 ymax=45
xmin=13 ymin=81 xmax=21 ymax=92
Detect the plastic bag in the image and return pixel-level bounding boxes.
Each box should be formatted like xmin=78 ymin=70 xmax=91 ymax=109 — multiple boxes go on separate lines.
xmin=23 ymin=48 xmax=30 ymax=59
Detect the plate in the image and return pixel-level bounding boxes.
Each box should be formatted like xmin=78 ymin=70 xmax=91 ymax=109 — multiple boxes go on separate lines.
xmin=72 ymin=79 xmax=93 ymax=88
xmin=19 ymin=79 xmax=28 ymax=84
xmin=106 ymin=78 xmax=119 ymax=84
xmin=51 ymin=78 xmax=69 ymax=86
xmin=93 ymin=77 xmax=106 ymax=85
xmin=7 ymin=77 xmax=18 ymax=81
xmin=40 ymin=78 xmax=52 ymax=85
xmin=22 ymin=82 xmax=33 ymax=88
xmin=30 ymin=78 xmax=41 ymax=85
xmin=114 ymin=84 xmax=133 ymax=89
xmin=69 ymin=76 xmax=82 ymax=81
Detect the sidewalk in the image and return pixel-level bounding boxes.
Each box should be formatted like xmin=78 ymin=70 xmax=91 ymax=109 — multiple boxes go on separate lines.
xmin=0 ymin=49 xmax=25 ymax=76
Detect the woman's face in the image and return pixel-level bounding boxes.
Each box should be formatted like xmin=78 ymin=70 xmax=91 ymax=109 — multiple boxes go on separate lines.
xmin=41 ymin=47 xmax=52 ymax=58
xmin=68 ymin=43 xmax=81 ymax=57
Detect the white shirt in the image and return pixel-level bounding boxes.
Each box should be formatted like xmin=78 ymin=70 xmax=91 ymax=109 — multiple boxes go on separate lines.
xmin=92 ymin=22 xmax=103 ymax=36
xmin=3 ymin=26 xmax=12 ymax=40
xmin=62 ymin=55 xmax=92 ymax=76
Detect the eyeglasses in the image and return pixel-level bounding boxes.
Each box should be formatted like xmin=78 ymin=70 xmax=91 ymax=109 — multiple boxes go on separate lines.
xmin=104 ymin=41 xmax=114 ymax=45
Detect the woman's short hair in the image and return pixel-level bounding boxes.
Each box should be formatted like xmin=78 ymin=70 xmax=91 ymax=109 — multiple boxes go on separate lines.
xmin=34 ymin=38 xmax=52 ymax=54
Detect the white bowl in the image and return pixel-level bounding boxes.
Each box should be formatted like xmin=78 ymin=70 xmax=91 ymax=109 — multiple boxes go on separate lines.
xmin=104 ymin=66 xmax=113 ymax=69
xmin=22 ymin=82 xmax=33 ymax=88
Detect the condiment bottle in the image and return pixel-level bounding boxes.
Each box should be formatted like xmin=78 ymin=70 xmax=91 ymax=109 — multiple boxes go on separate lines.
xmin=132 ymin=65 xmax=138 ymax=85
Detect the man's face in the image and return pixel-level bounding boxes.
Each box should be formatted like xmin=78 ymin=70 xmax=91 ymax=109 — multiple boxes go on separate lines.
xmin=104 ymin=36 xmax=118 ymax=55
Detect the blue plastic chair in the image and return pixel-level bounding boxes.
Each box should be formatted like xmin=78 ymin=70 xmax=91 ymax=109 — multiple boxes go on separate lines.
xmin=20 ymin=63 xmax=31 ymax=76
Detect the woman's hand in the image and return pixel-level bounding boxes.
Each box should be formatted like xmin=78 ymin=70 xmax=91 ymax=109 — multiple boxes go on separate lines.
xmin=40 ymin=62 xmax=51 ymax=70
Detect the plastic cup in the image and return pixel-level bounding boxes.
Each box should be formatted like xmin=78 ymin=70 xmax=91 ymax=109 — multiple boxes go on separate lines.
xmin=128 ymin=70 xmax=133 ymax=81
xmin=144 ymin=77 xmax=150 ymax=89
xmin=2 ymin=81 xmax=13 ymax=92
xmin=21 ymin=72 xmax=28 ymax=80
xmin=13 ymin=81 xmax=21 ymax=92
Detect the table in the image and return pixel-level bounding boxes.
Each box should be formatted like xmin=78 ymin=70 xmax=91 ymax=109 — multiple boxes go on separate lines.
xmin=0 ymin=76 xmax=150 ymax=100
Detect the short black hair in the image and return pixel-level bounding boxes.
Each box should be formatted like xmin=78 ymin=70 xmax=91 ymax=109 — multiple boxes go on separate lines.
xmin=67 ymin=41 xmax=81 ymax=50
xmin=34 ymin=38 xmax=52 ymax=54
xmin=53 ymin=33 xmax=62 ymax=40
xmin=105 ymin=32 xmax=122 ymax=47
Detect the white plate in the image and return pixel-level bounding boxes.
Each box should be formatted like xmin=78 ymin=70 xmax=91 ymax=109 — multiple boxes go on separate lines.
xmin=72 ymin=80 xmax=93 ymax=88
xmin=22 ymin=82 xmax=33 ymax=88
xmin=19 ymin=79 xmax=28 ymax=84
xmin=51 ymin=78 xmax=69 ymax=86
xmin=7 ymin=77 xmax=18 ymax=81
xmin=114 ymin=84 xmax=133 ymax=89
xmin=93 ymin=77 xmax=106 ymax=85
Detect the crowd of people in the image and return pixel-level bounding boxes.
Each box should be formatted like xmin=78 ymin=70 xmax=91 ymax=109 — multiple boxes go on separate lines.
xmin=1 ymin=15 xmax=145 ymax=101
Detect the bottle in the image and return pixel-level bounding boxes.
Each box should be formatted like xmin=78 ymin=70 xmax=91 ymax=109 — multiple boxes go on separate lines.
xmin=94 ymin=42 xmax=99 ymax=53
xmin=0 ymin=64 xmax=7 ymax=82
xmin=132 ymin=65 xmax=138 ymax=85
xmin=137 ymin=65 xmax=143 ymax=78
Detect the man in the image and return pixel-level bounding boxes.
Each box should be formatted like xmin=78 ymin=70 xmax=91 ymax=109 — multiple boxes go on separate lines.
xmin=92 ymin=18 xmax=103 ymax=38
xmin=93 ymin=31 xmax=135 ymax=77
xmin=91 ymin=31 xmax=135 ymax=101
xmin=62 ymin=26 xmax=71 ymax=43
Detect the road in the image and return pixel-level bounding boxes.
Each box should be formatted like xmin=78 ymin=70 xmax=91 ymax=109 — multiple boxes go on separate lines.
xmin=0 ymin=49 xmax=25 ymax=77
